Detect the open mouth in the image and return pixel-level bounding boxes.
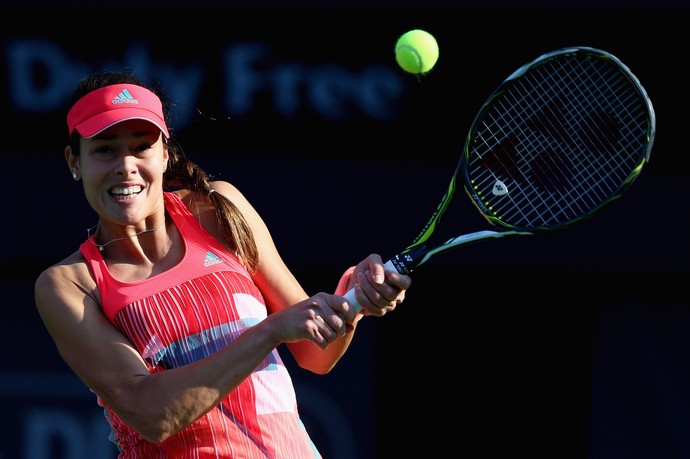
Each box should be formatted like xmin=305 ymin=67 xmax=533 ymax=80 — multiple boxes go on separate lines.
xmin=110 ymin=185 xmax=143 ymax=200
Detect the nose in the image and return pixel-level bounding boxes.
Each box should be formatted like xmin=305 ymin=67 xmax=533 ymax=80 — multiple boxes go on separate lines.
xmin=115 ymin=153 xmax=139 ymax=177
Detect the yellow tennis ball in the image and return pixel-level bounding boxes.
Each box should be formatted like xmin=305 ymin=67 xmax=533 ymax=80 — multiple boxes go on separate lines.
xmin=394 ymin=29 xmax=439 ymax=74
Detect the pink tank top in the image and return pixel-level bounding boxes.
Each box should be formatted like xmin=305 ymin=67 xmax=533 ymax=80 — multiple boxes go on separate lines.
xmin=80 ymin=192 xmax=321 ymax=459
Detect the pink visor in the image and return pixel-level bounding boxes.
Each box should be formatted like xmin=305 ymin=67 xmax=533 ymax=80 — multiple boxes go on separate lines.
xmin=67 ymin=84 xmax=170 ymax=139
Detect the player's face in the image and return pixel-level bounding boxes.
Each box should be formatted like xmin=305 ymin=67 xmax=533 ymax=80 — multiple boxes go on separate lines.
xmin=76 ymin=120 xmax=169 ymax=226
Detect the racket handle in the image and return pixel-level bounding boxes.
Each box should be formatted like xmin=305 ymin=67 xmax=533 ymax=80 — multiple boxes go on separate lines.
xmin=342 ymin=259 xmax=398 ymax=313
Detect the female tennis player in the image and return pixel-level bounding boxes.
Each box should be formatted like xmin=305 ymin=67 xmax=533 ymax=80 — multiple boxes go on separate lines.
xmin=34 ymin=70 xmax=411 ymax=458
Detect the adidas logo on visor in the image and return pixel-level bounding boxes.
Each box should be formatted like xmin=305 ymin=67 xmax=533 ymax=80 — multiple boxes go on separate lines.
xmin=112 ymin=89 xmax=139 ymax=105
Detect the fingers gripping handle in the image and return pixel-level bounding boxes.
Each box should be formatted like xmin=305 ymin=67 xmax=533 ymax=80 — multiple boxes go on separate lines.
xmin=342 ymin=234 xmax=509 ymax=312
xmin=342 ymin=259 xmax=400 ymax=313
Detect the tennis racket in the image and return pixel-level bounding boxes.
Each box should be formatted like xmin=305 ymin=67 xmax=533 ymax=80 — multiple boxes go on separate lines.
xmin=344 ymin=46 xmax=656 ymax=311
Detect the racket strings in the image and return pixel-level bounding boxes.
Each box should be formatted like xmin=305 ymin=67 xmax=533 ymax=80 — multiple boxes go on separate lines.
xmin=534 ymin=60 xmax=622 ymax=215
xmin=466 ymin=50 xmax=652 ymax=229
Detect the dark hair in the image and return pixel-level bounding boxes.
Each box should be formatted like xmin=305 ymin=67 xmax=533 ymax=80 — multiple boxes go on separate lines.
xmin=68 ymin=70 xmax=258 ymax=273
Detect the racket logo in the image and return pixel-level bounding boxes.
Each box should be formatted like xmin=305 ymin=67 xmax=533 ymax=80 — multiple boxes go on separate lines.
xmin=492 ymin=180 xmax=508 ymax=196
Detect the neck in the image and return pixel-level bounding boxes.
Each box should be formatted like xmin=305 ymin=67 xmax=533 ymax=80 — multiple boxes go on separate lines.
xmin=87 ymin=222 xmax=165 ymax=252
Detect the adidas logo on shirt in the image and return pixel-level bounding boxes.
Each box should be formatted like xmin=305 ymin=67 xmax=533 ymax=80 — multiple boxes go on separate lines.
xmin=204 ymin=251 xmax=225 ymax=267
xmin=112 ymin=89 xmax=139 ymax=105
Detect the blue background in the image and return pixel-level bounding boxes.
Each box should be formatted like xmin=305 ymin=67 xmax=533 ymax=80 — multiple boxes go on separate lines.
xmin=2 ymin=2 xmax=688 ymax=458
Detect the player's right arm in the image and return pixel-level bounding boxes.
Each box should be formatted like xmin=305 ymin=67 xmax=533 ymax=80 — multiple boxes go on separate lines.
xmin=35 ymin=254 xmax=197 ymax=441
xmin=34 ymin=254 xmax=290 ymax=442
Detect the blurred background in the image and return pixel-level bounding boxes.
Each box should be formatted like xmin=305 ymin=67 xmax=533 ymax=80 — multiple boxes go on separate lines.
xmin=2 ymin=1 xmax=688 ymax=458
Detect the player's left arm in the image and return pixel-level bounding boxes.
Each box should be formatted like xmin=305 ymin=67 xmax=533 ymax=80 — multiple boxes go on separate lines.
xmin=205 ymin=180 xmax=378 ymax=373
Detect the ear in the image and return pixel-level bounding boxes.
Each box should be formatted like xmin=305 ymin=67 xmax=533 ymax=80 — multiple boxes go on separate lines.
xmin=65 ymin=145 xmax=80 ymax=178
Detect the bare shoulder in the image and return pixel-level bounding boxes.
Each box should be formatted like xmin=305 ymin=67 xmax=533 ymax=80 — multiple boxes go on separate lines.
xmin=209 ymin=180 xmax=245 ymax=201
xmin=211 ymin=180 xmax=263 ymax=222
xmin=208 ymin=181 xmax=256 ymax=216
xmin=35 ymin=250 xmax=97 ymax=316
xmin=36 ymin=250 xmax=87 ymax=287
xmin=174 ymin=181 xmax=245 ymax=210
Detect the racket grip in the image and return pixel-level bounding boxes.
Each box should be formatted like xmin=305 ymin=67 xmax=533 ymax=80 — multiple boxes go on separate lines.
xmin=342 ymin=259 xmax=398 ymax=313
